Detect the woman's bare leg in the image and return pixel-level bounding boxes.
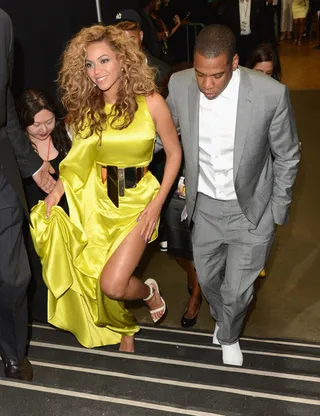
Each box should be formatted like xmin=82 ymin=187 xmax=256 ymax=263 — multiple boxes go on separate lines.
xmin=293 ymin=19 xmax=298 ymax=43
xmin=175 ymin=257 xmax=202 ymax=318
xmin=119 ymin=335 xmax=135 ymax=353
xmin=100 ymin=217 xmax=165 ymax=351
xmin=298 ymin=18 xmax=305 ymax=45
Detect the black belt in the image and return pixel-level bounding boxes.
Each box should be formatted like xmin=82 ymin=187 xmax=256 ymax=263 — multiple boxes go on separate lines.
xmin=100 ymin=165 xmax=148 ymax=208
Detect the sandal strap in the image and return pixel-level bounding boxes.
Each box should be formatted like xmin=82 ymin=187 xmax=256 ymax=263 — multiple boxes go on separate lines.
xmin=150 ymin=302 xmax=166 ymax=315
xmin=143 ymin=283 xmax=154 ymax=301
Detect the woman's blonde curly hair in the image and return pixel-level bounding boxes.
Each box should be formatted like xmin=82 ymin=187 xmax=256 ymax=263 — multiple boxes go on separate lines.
xmin=58 ymin=24 xmax=157 ymax=139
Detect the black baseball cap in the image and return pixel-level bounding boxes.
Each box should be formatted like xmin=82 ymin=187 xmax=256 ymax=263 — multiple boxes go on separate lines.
xmin=114 ymin=9 xmax=142 ymax=26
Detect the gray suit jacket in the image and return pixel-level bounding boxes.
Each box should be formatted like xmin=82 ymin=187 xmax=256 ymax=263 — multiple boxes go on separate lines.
xmin=161 ymin=66 xmax=300 ymax=227
xmin=0 ymin=9 xmax=42 ymax=214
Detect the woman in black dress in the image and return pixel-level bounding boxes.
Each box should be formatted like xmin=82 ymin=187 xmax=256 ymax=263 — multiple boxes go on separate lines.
xmin=164 ymin=164 xmax=202 ymax=328
xmin=18 ymin=89 xmax=71 ymax=322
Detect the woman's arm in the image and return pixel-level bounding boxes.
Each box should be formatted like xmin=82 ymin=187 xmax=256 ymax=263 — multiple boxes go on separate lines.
xmin=138 ymin=92 xmax=181 ymax=241
xmin=169 ymin=15 xmax=181 ymax=37
xmin=44 ymin=179 xmax=65 ymax=218
xmin=161 ymin=16 xmax=181 ymax=39
xmin=147 ymin=92 xmax=182 ymax=206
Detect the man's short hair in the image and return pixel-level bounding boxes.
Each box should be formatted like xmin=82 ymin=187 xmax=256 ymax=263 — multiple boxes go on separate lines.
xmin=194 ymin=25 xmax=237 ymax=63
xmin=115 ymin=21 xmax=141 ymax=32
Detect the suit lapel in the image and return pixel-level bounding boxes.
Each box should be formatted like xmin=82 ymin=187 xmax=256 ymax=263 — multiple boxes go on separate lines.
xmin=234 ymin=67 xmax=254 ymax=180
xmin=188 ymin=79 xmax=200 ymax=177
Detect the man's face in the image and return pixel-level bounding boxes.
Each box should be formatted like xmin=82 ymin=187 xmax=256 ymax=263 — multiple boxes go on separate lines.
xmin=123 ymin=29 xmax=143 ymax=49
xmin=194 ymin=52 xmax=239 ymax=100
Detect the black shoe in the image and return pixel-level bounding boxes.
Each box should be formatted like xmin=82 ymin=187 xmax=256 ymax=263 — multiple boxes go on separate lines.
xmin=181 ymin=311 xmax=199 ymax=328
xmin=3 ymin=357 xmax=33 ymax=381
xmin=181 ymin=296 xmax=202 ymax=328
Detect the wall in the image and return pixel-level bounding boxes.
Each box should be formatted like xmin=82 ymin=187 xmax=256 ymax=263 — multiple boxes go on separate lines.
xmin=0 ymin=0 xmax=138 ymax=98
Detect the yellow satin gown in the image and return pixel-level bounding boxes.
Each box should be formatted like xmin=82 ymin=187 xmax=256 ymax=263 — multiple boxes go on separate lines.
xmin=30 ymin=96 xmax=160 ymax=348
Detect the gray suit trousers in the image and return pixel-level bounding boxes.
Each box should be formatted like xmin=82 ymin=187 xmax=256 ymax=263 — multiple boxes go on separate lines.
xmin=192 ymin=193 xmax=275 ymax=345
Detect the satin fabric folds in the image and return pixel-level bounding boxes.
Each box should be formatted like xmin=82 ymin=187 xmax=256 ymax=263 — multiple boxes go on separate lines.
xmin=30 ymin=96 xmax=160 ymax=348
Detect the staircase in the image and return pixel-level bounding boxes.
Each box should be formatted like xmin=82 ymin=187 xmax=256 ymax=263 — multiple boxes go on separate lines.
xmin=0 ymin=323 xmax=320 ymax=415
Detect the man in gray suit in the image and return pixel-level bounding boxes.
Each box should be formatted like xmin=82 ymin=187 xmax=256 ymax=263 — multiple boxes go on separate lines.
xmin=165 ymin=25 xmax=300 ymax=366
xmin=0 ymin=8 xmax=55 ymax=380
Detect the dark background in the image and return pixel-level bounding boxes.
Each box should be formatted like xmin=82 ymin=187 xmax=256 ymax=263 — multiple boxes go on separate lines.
xmin=0 ymin=0 xmax=140 ymax=98
xmin=0 ymin=0 xmax=209 ymax=99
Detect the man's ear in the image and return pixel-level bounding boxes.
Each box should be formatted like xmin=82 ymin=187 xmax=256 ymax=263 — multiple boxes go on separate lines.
xmin=140 ymin=30 xmax=144 ymax=42
xmin=232 ymin=53 xmax=239 ymax=70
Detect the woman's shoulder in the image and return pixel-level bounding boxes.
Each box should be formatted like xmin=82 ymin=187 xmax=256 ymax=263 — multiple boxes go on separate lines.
xmin=144 ymin=92 xmax=165 ymax=108
xmin=144 ymin=92 xmax=170 ymax=127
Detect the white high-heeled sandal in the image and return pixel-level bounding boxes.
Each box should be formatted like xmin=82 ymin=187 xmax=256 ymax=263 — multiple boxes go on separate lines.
xmin=143 ymin=278 xmax=166 ymax=323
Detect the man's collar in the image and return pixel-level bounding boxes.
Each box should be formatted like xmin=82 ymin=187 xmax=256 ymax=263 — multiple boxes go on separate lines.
xmin=199 ymin=68 xmax=240 ymax=103
xmin=220 ymin=68 xmax=240 ymax=100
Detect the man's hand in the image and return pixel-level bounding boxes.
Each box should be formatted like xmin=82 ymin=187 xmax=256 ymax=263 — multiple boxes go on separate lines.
xmin=33 ymin=161 xmax=56 ymax=194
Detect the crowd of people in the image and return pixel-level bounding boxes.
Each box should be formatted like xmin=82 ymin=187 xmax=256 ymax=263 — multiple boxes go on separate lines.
xmin=0 ymin=0 xmax=302 ymax=382
xmin=133 ymin=0 xmax=320 ymax=66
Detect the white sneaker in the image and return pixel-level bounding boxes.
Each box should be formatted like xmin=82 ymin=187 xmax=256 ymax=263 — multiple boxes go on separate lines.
xmin=221 ymin=342 xmax=243 ymax=366
xmin=212 ymin=324 xmax=220 ymax=345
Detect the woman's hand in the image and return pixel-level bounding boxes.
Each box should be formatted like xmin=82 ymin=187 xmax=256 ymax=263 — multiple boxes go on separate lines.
xmin=137 ymin=198 xmax=163 ymax=243
xmin=173 ymin=15 xmax=181 ymax=26
xmin=44 ymin=179 xmax=65 ymax=218
xmin=44 ymin=190 xmax=61 ymax=218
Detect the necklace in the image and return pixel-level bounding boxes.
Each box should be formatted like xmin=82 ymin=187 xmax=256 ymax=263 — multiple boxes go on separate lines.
xmin=46 ymin=137 xmax=52 ymax=161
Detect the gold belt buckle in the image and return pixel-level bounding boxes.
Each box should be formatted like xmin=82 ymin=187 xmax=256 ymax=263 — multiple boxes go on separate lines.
xmin=118 ymin=168 xmax=125 ymax=197
xmin=101 ymin=165 xmax=147 ymax=208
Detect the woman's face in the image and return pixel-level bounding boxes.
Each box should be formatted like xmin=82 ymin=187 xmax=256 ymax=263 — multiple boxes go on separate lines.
xmin=253 ymin=60 xmax=274 ymax=77
xmin=86 ymin=41 xmax=122 ymax=100
xmin=26 ymin=109 xmax=55 ymax=141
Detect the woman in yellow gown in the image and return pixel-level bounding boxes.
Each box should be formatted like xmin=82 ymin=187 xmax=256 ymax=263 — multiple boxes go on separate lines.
xmin=30 ymin=25 xmax=181 ymax=352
